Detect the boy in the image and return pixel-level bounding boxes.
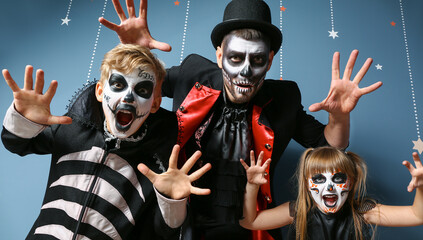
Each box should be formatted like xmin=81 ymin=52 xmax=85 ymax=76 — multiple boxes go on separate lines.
xmin=2 ymin=44 xmax=210 ymax=240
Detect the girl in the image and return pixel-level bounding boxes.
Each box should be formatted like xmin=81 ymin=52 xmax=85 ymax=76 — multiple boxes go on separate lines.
xmin=240 ymin=147 xmax=423 ymax=240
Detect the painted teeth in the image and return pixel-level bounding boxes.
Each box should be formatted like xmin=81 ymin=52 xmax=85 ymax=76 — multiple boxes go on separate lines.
xmin=234 ymin=80 xmax=252 ymax=86
xmin=235 ymin=86 xmax=252 ymax=93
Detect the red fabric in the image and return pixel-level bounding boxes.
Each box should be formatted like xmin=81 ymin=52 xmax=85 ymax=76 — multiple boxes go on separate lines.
xmin=176 ymin=83 xmax=221 ymax=148
xmin=177 ymin=84 xmax=276 ymax=240
xmin=251 ymin=104 xmax=274 ymax=203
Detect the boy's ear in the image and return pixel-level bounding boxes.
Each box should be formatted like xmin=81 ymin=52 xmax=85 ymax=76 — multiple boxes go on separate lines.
xmin=216 ymin=46 xmax=223 ymax=69
xmin=95 ymin=82 xmax=103 ymax=102
xmin=150 ymin=95 xmax=162 ymax=113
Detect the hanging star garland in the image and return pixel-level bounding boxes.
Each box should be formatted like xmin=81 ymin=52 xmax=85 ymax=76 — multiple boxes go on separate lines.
xmin=85 ymin=0 xmax=109 ymax=83
xmin=328 ymin=0 xmax=339 ymax=39
xmin=413 ymin=138 xmax=423 ymax=154
xmin=179 ymin=0 xmax=190 ymax=63
xmin=328 ymin=30 xmax=339 ymax=39
xmin=61 ymin=16 xmax=71 ymax=25
xmin=398 ymin=0 xmax=421 ymax=153
xmin=61 ymin=0 xmax=73 ymax=26
xmin=279 ymin=1 xmax=284 ymax=80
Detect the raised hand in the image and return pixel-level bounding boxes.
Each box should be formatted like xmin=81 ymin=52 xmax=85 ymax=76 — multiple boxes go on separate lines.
xmin=99 ymin=0 xmax=171 ymax=51
xmin=309 ymin=50 xmax=383 ymax=115
xmin=137 ymin=145 xmax=211 ymax=200
xmin=2 ymin=66 xmax=72 ymax=125
xmin=240 ymin=151 xmax=271 ymax=186
xmin=403 ymin=152 xmax=423 ymax=192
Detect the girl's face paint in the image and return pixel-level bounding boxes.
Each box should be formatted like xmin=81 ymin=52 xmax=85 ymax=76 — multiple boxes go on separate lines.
xmin=102 ymin=68 xmax=155 ymax=139
xmin=308 ymin=171 xmax=351 ymax=214
xmin=221 ymin=35 xmax=271 ymax=104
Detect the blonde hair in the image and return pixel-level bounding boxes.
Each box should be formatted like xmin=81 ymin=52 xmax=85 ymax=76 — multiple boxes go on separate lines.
xmin=100 ymin=44 xmax=166 ymax=96
xmin=294 ymin=147 xmax=369 ymax=240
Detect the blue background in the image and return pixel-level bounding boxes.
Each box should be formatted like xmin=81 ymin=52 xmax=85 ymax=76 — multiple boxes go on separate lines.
xmin=0 ymin=0 xmax=422 ymax=239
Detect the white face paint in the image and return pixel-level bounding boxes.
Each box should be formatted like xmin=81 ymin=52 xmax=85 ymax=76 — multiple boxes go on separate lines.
xmin=308 ymin=171 xmax=351 ymax=214
xmin=221 ymin=35 xmax=271 ymax=104
xmin=102 ymin=68 xmax=155 ymax=139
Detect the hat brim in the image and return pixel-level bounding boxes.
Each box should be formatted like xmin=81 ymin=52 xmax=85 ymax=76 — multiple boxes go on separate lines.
xmin=211 ymin=19 xmax=282 ymax=53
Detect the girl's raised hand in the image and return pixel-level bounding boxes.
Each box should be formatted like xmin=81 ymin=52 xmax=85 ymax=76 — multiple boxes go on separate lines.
xmin=403 ymin=152 xmax=423 ymax=192
xmin=240 ymin=150 xmax=271 ymax=186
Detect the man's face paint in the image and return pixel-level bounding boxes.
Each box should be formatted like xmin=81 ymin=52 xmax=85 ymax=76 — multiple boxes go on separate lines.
xmin=221 ymin=35 xmax=271 ymax=104
xmin=102 ymin=68 xmax=155 ymax=139
xmin=308 ymin=171 xmax=351 ymax=214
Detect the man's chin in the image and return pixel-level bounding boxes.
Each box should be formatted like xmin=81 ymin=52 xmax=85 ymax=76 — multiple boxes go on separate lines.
xmin=226 ymin=89 xmax=255 ymax=104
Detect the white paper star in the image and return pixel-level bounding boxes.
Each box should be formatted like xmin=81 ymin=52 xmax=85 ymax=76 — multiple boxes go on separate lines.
xmin=413 ymin=138 xmax=423 ymax=154
xmin=61 ymin=16 xmax=71 ymax=26
xmin=375 ymin=64 xmax=383 ymax=70
xmin=328 ymin=30 xmax=339 ymax=39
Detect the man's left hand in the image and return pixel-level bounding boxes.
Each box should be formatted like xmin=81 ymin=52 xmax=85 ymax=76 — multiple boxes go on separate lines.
xmin=309 ymin=50 xmax=382 ymax=115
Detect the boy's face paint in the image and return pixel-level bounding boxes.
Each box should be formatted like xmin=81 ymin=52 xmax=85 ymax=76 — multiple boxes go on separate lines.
xmin=308 ymin=171 xmax=351 ymax=214
xmin=221 ymin=35 xmax=271 ymax=104
xmin=102 ymin=68 xmax=155 ymax=139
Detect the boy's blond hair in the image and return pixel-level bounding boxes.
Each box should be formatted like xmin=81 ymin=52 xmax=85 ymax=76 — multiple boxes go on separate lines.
xmin=100 ymin=44 xmax=166 ymax=94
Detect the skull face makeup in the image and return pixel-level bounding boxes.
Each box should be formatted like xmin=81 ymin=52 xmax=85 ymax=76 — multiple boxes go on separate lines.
xmin=221 ymin=35 xmax=271 ymax=104
xmin=308 ymin=171 xmax=351 ymax=214
xmin=101 ymin=68 xmax=155 ymax=139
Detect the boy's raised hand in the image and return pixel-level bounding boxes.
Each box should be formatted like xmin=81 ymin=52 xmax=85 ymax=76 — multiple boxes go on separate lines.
xmin=138 ymin=145 xmax=211 ymax=200
xmin=2 ymin=66 xmax=72 ymax=126
xmin=99 ymin=0 xmax=171 ymax=52
xmin=240 ymin=151 xmax=271 ymax=186
xmin=403 ymin=152 xmax=423 ymax=192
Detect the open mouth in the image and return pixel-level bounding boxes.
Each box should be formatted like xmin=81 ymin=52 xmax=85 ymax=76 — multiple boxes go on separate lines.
xmin=116 ymin=110 xmax=134 ymax=127
xmin=323 ymin=194 xmax=338 ymax=208
xmin=234 ymin=80 xmax=253 ymax=88
xmin=233 ymin=80 xmax=253 ymax=93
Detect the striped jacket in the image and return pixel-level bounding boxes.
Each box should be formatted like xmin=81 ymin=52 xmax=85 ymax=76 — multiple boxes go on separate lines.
xmin=2 ymin=83 xmax=183 ymax=240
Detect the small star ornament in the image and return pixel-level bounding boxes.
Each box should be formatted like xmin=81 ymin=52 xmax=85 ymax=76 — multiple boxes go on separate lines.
xmin=61 ymin=16 xmax=71 ymax=26
xmin=328 ymin=30 xmax=339 ymax=39
xmin=413 ymin=138 xmax=423 ymax=154
xmin=375 ymin=64 xmax=383 ymax=70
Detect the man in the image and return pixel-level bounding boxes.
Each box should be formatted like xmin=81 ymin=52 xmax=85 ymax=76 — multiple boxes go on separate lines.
xmin=99 ymin=0 xmax=382 ymax=239
xmin=2 ymin=44 xmax=211 ymax=239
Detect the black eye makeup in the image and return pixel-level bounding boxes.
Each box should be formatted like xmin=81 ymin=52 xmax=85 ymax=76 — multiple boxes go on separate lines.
xmin=251 ymin=54 xmax=266 ymax=66
xmin=311 ymin=174 xmax=326 ymax=184
xmin=134 ymin=81 xmax=154 ymax=99
xmin=228 ymin=53 xmax=244 ymax=64
xmin=332 ymin=172 xmax=347 ymax=184
xmin=109 ymin=74 xmax=128 ymax=92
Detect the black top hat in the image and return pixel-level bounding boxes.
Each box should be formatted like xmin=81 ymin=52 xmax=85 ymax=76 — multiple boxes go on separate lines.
xmin=211 ymin=0 xmax=282 ymax=53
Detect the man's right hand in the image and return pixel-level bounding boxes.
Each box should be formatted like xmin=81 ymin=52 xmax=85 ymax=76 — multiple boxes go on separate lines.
xmin=99 ymin=0 xmax=172 ymax=52
xmin=2 ymin=65 xmax=72 ymax=126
